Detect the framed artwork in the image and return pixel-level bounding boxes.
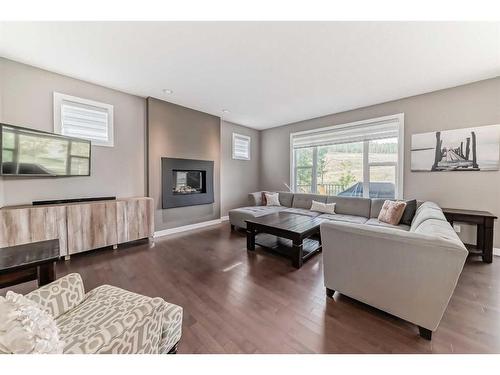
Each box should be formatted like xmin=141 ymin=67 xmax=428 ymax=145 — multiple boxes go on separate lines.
xmin=411 ymin=124 xmax=500 ymax=172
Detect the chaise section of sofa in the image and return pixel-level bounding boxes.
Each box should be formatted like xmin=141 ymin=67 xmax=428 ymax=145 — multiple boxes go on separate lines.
xmin=321 ymin=201 xmax=468 ymax=339
xmin=229 ymin=191 xmax=420 ymax=232
xmin=229 ymin=191 xmax=375 ymax=229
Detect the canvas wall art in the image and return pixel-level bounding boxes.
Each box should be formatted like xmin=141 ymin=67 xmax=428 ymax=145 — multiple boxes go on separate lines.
xmin=411 ymin=124 xmax=500 ymax=172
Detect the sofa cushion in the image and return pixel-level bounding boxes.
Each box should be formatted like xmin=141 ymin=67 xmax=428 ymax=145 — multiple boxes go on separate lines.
xmin=311 ymin=200 xmax=336 ymax=214
xmin=378 ymin=200 xmax=407 ymax=225
xmin=55 ymin=285 xmax=181 ymax=354
xmin=228 ymin=206 xmax=285 ymax=228
xmin=412 ymin=218 xmax=465 ymax=249
xmin=25 ymin=273 xmax=85 ymax=319
xmin=318 ymin=213 xmax=368 ymax=224
xmin=400 ymin=199 xmax=417 ymax=226
xmin=292 ymin=193 xmax=327 ymax=209
xmin=282 ymin=208 xmax=321 ymax=217
xmin=370 ymin=198 xmax=386 ymax=218
xmin=413 ymin=201 xmax=443 ymax=221
xmin=326 ymin=196 xmax=371 ymax=218
xmin=278 ymin=192 xmax=294 ymax=207
xmin=248 ymin=191 xmax=270 ymax=206
xmin=370 ymin=199 xmax=417 ymax=225
xmin=265 ymin=192 xmax=281 ymax=206
xmin=411 ymin=203 xmax=447 ymax=230
xmin=365 ymin=218 xmax=410 ymax=231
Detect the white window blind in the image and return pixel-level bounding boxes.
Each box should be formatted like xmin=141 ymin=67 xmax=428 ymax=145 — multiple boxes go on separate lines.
xmin=54 ymin=92 xmax=114 ymax=147
xmin=232 ymin=133 xmax=251 ymax=160
xmin=291 ymin=118 xmax=400 ymax=149
xmin=290 ymin=114 xmax=404 ymax=199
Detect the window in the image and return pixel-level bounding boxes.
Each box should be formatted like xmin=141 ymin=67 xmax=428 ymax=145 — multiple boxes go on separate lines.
xmin=232 ymin=133 xmax=251 ymax=160
xmin=290 ymin=114 xmax=404 ymax=199
xmin=53 ymin=92 xmax=114 ymax=147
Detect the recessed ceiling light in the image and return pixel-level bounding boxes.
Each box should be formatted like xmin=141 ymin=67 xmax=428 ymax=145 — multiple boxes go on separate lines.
xmin=222 ymin=109 xmax=230 ymax=114
xmin=162 ymin=89 xmax=173 ymax=94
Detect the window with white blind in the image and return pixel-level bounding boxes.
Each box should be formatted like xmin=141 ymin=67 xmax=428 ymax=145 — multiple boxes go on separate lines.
xmin=232 ymin=133 xmax=251 ymax=160
xmin=290 ymin=114 xmax=404 ymax=199
xmin=53 ymin=92 xmax=114 ymax=147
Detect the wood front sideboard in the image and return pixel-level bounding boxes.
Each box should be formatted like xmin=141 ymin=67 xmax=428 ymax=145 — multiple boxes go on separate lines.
xmin=0 ymin=197 xmax=154 ymax=258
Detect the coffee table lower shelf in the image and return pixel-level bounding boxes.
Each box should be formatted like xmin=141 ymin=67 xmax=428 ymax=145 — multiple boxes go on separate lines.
xmin=254 ymin=233 xmax=322 ymax=268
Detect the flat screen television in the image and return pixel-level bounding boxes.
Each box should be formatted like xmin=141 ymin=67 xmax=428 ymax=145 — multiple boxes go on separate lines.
xmin=0 ymin=124 xmax=91 ymax=176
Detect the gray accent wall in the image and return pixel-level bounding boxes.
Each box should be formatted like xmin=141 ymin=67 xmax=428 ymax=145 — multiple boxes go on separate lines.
xmin=220 ymin=120 xmax=260 ymax=216
xmin=0 ymin=58 xmax=146 ymax=207
xmin=260 ymin=77 xmax=500 ymax=247
xmin=147 ymin=97 xmax=221 ymax=231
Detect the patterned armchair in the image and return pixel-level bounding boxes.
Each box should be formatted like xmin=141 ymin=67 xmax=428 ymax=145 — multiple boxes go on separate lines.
xmin=25 ymin=273 xmax=183 ymax=354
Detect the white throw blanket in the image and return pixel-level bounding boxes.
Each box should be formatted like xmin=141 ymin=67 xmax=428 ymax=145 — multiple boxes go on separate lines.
xmin=0 ymin=291 xmax=64 ymax=354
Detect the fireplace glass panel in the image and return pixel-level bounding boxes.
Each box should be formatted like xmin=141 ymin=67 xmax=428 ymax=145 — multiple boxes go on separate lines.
xmin=173 ymin=170 xmax=205 ymax=194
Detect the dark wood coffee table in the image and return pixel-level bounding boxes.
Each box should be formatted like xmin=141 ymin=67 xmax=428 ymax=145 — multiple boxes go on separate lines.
xmin=246 ymin=212 xmax=324 ymax=268
xmin=0 ymin=239 xmax=60 ymax=289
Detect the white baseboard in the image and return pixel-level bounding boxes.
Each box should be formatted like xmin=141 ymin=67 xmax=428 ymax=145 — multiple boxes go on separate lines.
xmin=220 ymin=215 xmax=229 ymax=222
xmin=494 ymin=248 xmax=500 ymax=257
xmin=154 ymin=218 xmax=227 ymax=238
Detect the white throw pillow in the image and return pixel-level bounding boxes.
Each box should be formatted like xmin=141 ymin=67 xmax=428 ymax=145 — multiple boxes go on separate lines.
xmin=310 ymin=200 xmax=336 ymax=214
xmin=265 ymin=192 xmax=281 ymax=206
xmin=0 ymin=291 xmax=64 ymax=354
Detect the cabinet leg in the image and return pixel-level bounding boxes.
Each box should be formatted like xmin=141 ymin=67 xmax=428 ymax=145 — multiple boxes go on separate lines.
xmin=64 ymin=255 xmax=71 ymax=261
xmin=113 ymin=244 xmax=118 ymax=250
xmin=37 ymin=263 xmax=56 ymax=287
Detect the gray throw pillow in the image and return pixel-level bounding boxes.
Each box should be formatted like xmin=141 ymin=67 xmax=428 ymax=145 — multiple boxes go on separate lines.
xmin=400 ymin=199 xmax=417 ymax=226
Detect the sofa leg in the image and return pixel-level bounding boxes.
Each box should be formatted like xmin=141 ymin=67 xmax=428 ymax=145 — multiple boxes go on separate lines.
xmin=418 ymin=326 xmax=432 ymax=340
xmin=230 ymin=224 xmax=235 ymax=232
xmin=326 ymin=288 xmax=335 ymax=298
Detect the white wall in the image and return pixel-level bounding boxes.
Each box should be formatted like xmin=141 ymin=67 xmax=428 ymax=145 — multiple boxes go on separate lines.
xmin=260 ymin=78 xmax=500 ymax=248
xmin=0 ymin=58 xmax=146 ymax=206
xmin=220 ymin=120 xmax=260 ymax=216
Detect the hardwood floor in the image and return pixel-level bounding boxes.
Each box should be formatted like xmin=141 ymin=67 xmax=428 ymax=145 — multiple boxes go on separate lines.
xmin=2 ymin=222 xmax=500 ymax=353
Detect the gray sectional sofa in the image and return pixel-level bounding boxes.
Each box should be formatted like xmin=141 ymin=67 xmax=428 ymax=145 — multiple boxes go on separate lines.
xmin=228 ymin=191 xmax=411 ymax=231
xmin=229 ymin=191 xmax=468 ymax=340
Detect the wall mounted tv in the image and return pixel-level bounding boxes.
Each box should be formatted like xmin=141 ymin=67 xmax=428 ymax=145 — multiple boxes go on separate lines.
xmin=0 ymin=124 xmax=91 ymax=177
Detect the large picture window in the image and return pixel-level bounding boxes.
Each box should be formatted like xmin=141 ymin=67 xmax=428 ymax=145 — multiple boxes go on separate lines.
xmin=291 ymin=114 xmax=404 ymax=199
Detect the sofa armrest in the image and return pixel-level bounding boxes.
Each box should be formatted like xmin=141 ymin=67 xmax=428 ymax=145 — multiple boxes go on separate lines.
xmin=93 ymin=297 xmax=170 ymax=354
xmin=25 ymin=273 xmax=85 ymax=319
xmin=320 ymin=221 xmax=468 ymax=331
xmin=159 ymin=302 xmax=183 ymax=353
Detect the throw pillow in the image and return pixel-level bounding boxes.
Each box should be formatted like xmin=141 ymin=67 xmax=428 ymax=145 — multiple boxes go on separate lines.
xmin=0 ymin=291 xmax=64 ymax=354
xmin=378 ymin=200 xmax=407 ymax=226
xmin=261 ymin=192 xmax=267 ymax=206
xmin=310 ymin=200 xmax=336 ymax=215
xmin=400 ymin=199 xmax=417 ymax=226
xmin=265 ymin=192 xmax=281 ymax=206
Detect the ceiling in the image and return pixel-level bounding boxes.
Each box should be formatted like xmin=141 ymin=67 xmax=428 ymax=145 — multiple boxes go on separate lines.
xmin=1 ymin=22 xmax=499 ymax=130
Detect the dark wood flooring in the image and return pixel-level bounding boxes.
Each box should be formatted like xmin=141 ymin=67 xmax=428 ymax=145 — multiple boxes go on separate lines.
xmin=2 ymin=222 xmax=499 ymax=353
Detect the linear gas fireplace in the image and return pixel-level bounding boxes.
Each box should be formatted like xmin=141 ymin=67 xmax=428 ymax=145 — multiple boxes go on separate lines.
xmin=172 ymin=170 xmax=206 ymax=195
xmin=161 ymin=158 xmax=214 ymax=208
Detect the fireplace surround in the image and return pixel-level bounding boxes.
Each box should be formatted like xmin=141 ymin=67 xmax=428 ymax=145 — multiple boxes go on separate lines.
xmin=161 ymin=158 xmax=214 ymax=208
